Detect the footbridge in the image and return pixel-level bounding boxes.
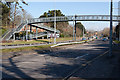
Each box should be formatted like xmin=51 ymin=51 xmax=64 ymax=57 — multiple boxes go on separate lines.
xmin=28 ymin=15 xmax=120 ymax=24
xmin=1 ymin=15 xmax=120 ymax=41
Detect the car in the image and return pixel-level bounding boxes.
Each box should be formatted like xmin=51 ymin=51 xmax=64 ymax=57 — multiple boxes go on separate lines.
xmin=102 ymin=38 xmax=107 ymax=41
xmin=106 ymin=37 xmax=108 ymax=40
xmin=88 ymin=37 xmax=93 ymax=40
xmin=82 ymin=37 xmax=86 ymax=41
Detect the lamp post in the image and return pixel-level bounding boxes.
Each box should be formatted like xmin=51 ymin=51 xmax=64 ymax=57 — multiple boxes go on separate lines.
xmin=26 ymin=19 xmax=28 ymax=41
xmin=75 ymin=15 xmax=77 ymax=41
xmin=54 ymin=10 xmax=56 ymax=44
xmin=109 ymin=0 xmax=113 ymax=57
xmin=73 ymin=15 xmax=75 ymax=41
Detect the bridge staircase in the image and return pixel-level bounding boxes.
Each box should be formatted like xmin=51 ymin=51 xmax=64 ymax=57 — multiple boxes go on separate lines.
xmin=1 ymin=22 xmax=27 ymax=41
xmin=1 ymin=22 xmax=60 ymax=41
xmin=30 ymin=24 xmax=60 ymax=33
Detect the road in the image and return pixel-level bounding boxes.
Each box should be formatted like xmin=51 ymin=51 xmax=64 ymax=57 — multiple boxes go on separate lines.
xmin=2 ymin=39 xmax=109 ymax=79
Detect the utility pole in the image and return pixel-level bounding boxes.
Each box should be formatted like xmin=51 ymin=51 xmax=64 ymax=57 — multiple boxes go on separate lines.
xmin=73 ymin=16 xmax=75 ymax=41
xmin=109 ymin=0 xmax=113 ymax=57
xmin=54 ymin=10 xmax=56 ymax=44
xmin=119 ymin=26 xmax=120 ymax=41
xmin=75 ymin=15 xmax=77 ymax=41
xmin=13 ymin=2 xmax=17 ymax=41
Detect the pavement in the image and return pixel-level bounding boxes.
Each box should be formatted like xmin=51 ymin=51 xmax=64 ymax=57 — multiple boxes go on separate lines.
xmin=69 ymin=44 xmax=120 ymax=80
xmin=1 ymin=40 xmax=120 ymax=80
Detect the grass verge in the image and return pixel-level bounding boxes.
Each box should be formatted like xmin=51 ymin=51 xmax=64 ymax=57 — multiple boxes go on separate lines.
xmin=1 ymin=39 xmax=49 ymax=45
xmin=114 ymin=40 xmax=120 ymax=44
xmin=1 ymin=37 xmax=79 ymax=45
xmin=2 ymin=44 xmax=52 ymax=53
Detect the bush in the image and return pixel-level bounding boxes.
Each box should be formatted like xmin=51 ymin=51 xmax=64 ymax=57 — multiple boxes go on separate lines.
xmin=60 ymin=33 xmax=64 ymax=37
xmin=0 ymin=28 xmax=7 ymax=36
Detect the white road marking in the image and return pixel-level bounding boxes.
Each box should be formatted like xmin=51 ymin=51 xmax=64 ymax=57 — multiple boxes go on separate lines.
xmin=75 ymin=54 xmax=89 ymax=59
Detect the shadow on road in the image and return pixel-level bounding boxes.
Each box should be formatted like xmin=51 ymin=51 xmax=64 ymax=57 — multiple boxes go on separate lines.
xmin=2 ymin=40 xmax=111 ymax=79
xmin=32 ymin=41 xmax=110 ymax=78
xmin=2 ymin=57 xmax=36 ymax=80
xmin=37 ymin=63 xmax=79 ymax=78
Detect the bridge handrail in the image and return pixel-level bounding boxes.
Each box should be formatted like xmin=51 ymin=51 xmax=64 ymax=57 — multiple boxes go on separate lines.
xmin=28 ymin=15 xmax=120 ymax=24
xmin=1 ymin=29 xmax=10 ymax=38
xmin=31 ymin=24 xmax=60 ymax=33
xmin=28 ymin=15 xmax=120 ymax=20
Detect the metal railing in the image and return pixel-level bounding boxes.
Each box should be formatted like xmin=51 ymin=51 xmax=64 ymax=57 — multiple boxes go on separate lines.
xmin=1 ymin=29 xmax=10 ymax=38
xmin=2 ymin=21 xmax=27 ymax=41
xmin=32 ymin=33 xmax=47 ymax=38
xmin=28 ymin=15 xmax=120 ymax=24
xmin=31 ymin=24 xmax=60 ymax=33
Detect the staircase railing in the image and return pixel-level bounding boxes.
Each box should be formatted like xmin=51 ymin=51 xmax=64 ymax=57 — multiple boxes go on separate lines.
xmin=31 ymin=24 xmax=60 ymax=33
xmin=2 ymin=21 xmax=27 ymax=41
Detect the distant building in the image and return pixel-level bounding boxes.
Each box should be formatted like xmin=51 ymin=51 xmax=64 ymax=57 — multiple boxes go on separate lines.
xmin=20 ymin=25 xmax=45 ymax=33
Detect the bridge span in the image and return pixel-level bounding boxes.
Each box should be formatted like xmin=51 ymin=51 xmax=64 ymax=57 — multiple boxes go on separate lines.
xmin=28 ymin=15 xmax=120 ymax=24
xmin=2 ymin=15 xmax=120 ymax=41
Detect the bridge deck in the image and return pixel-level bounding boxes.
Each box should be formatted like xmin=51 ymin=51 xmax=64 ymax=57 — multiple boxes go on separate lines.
xmin=28 ymin=15 xmax=120 ymax=24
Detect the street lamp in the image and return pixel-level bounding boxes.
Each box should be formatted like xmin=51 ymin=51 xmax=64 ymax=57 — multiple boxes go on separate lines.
xmin=73 ymin=15 xmax=75 ymax=41
xmin=54 ymin=10 xmax=56 ymax=44
xmin=75 ymin=15 xmax=77 ymax=41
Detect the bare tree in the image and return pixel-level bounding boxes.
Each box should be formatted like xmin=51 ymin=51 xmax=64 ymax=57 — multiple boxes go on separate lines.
xmin=22 ymin=9 xmax=32 ymax=21
xmin=5 ymin=0 xmax=28 ymax=28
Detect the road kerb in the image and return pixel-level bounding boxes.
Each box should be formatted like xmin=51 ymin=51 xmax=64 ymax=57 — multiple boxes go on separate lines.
xmin=51 ymin=41 xmax=90 ymax=48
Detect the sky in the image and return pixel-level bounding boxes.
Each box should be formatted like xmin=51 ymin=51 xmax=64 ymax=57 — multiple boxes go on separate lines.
xmin=20 ymin=1 xmax=119 ymax=31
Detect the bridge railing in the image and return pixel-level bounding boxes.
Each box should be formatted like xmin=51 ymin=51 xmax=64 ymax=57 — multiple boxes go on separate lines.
xmin=31 ymin=24 xmax=60 ymax=33
xmin=28 ymin=15 xmax=120 ymax=24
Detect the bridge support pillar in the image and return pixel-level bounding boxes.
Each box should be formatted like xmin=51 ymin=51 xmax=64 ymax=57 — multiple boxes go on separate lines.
xmin=26 ymin=25 xmax=28 ymax=40
xmin=30 ymin=25 xmax=32 ymax=33
xmin=36 ymin=27 xmax=38 ymax=40
xmin=30 ymin=25 xmax=32 ymax=40
xmin=13 ymin=33 xmax=15 ymax=41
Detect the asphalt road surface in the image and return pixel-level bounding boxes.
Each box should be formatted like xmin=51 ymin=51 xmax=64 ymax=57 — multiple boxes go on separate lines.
xmin=2 ymin=40 xmax=109 ymax=79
